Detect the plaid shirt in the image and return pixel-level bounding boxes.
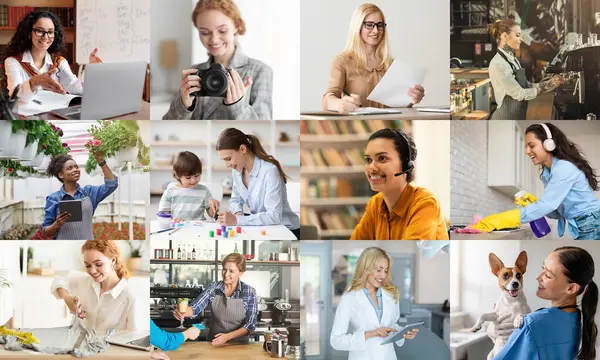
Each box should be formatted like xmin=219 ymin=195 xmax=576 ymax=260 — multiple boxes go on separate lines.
xmin=190 ymin=280 xmax=258 ymax=332
xmin=163 ymin=46 xmax=273 ymax=120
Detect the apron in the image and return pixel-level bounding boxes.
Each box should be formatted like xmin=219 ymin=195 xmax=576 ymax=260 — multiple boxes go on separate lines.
xmin=56 ymin=196 xmax=94 ymax=240
xmin=491 ymin=51 xmax=529 ymax=120
xmin=208 ymin=294 xmax=249 ymax=344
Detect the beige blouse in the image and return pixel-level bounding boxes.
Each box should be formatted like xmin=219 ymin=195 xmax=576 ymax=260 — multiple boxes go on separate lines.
xmin=322 ymin=53 xmax=387 ymax=110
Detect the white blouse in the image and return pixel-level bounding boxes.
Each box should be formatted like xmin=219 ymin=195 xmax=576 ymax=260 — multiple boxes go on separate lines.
xmin=488 ymin=48 xmax=539 ymax=108
xmin=51 ymin=271 xmax=136 ymax=333
xmin=4 ymin=49 xmax=83 ymax=103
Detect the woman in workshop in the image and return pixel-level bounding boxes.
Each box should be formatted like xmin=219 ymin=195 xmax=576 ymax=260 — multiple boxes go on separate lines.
xmin=163 ymin=0 xmax=273 ymax=120
xmin=470 ymin=123 xmax=600 ymax=240
xmin=4 ymin=10 xmax=103 ymax=103
xmin=492 ymin=246 xmax=598 ymax=360
xmin=351 ymin=127 xmax=448 ymax=240
xmin=487 ymin=19 xmax=564 ymax=120
xmin=51 ymin=240 xmax=137 ymax=332
xmin=214 ymin=127 xmax=300 ymax=239
xmin=173 ymin=253 xmax=258 ymax=345
xmin=43 ymin=152 xmax=118 ymax=240
xmin=322 ymin=3 xmax=425 ymax=113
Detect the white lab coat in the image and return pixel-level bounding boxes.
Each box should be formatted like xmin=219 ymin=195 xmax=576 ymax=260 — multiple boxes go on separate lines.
xmin=330 ymin=289 xmax=404 ymax=360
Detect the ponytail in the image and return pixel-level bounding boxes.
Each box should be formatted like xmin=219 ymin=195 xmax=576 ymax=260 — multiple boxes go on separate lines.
xmin=216 ymin=128 xmax=289 ymax=183
xmin=579 ymin=280 xmax=598 ymax=360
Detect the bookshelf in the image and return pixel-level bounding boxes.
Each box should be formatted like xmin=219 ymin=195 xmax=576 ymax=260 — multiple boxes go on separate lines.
xmin=300 ymin=120 xmax=411 ymax=239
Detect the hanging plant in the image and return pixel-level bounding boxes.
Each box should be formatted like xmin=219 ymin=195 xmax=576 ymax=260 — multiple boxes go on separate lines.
xmin=0 ymin=160 xmax=36 ymax=178
xmin=37 ymin=121 xmax=69 ymax=156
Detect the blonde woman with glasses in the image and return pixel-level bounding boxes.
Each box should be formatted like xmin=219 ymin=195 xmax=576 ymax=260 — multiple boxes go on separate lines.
xmin=330 ymin=247 xmax=418 ymax=360
xmin=322 ymin=3 xmax=425 ymax=113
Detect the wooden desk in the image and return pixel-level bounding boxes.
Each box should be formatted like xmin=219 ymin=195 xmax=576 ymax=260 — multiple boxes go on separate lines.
xmin=162 ymin=342 xmax=271 ymax=360
xmin=22 ymin=101 xmax=150 ymax=120
xmin=0 ymin=345 xmax=148 ymax=359
xmin=301 ymin=107 xmax=450 ymax=120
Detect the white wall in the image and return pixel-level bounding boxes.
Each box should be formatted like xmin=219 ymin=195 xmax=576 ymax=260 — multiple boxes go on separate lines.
xmin=300 ymin=0 xmax=450 ymax=110
xmin=412 ymin=120 xmax=451 ymax=220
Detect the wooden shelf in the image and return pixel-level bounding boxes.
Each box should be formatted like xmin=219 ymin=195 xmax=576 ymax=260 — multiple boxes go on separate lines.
xmin=276 ymin=142 xmax=300 ymax=148
xmin=150 ymin=259 xmax=300 ymax=266
xmin=320 ymin=229 xmax=354 ymax=238
xmin=151 ymin=141 xmax=204 ymax=147
xmin=302 ymin=197 xmax=371 ymax=207
xmin=301 ymin=165 xmax=364 ymax=176
xmin=301 ymin=134 xmax=370 ymax=143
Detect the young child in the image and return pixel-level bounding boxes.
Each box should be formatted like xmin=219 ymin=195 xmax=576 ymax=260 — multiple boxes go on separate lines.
xmin=158 ymin=151 xmax=219 ymax=221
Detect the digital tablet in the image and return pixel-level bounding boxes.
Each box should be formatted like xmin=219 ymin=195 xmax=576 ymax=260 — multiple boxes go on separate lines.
xmin=58 ymin=200 xmax=83 ymax=222
xmin=380 ymin=322 xmax=425 ymax=345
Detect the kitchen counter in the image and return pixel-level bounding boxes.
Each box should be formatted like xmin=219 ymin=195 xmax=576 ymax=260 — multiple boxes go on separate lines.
xmin=0 ymin=345 xmax=148 ymax=358
xmin=451 ymin=228 xmax=536 ymax=240
xmin=450 ymin=68 xmax=490 ymax=79
xmin=161 ymin=342 xmax=272 ymax=360
xmin=450 ymin=78 xmax=491 ymax=92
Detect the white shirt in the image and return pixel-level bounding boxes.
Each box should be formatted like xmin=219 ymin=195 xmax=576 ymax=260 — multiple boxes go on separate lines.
xmin=489 ymin=48 xmax=539 ymax=108
xmin=4 ymin=49 xmax=83 ymax=103
xmin=51 ymin=271 xmax=136 ymax=332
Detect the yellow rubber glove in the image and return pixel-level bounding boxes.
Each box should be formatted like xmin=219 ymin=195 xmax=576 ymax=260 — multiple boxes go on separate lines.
xmin=515 ymin=192 xmax=538 ymax=208
xmin=469 ymin=209 xmax=521 ymax=233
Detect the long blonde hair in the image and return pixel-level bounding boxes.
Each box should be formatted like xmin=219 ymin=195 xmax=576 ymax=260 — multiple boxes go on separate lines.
xmin=346 ymin=247 xmax=399 ymax=303
xmin=342 ymin=3 xmax=393 ymax=72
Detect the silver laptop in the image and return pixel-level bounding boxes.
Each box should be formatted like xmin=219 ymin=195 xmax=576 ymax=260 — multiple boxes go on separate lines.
xmin=52 ymin=61 xmax=146 ymax=120
xmin=106 ymin=330 xmax=151 ymax=351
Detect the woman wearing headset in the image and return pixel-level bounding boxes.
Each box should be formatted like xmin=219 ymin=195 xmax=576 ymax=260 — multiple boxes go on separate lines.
xmin=471 ymin=123 xmax=600 ymax=240
xmin=351 ymin=128 xmax=448 ymax=240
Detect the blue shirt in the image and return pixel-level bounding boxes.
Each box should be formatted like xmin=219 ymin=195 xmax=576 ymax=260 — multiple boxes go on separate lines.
xmin=150 ymin=319 xmax=184 ymax=351
xmin=362 ymin=287 xmax=383 ymax=322
xmin=520 ymin=157 xmax=600 ymax=238
xmin=42 ymin=177 xmax=119 ymax=237
xmin=493 ymin=307 xmax=579 ymax=360
xmin=229 ymin=157 xmax=300 ymax=229
xmin=190 ymin=280 xmax=258 ymax=332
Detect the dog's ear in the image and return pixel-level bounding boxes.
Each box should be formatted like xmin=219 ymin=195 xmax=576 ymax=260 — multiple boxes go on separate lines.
xmin=515 ymin=251 xmax=528 ymax=273
xmin=489 ymin=253 xmax=504 ymax=276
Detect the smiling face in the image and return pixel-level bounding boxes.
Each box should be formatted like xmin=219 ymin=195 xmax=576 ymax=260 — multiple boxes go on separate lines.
xmin=195 ymin=9 xmax=236 ymax=59
xmin=59 ymin=160 xmax=80 ymax=183
xmin=221 ymin=261 xmax=242 ymax=286
xmin=525 ymin=131 xmax=552 ymax=167
xmin=490 ymin=252 xmax=528 ymax=298
xmin=366 ymin=257 xmax=389 ymax=290
xmin=364 ymin=138 xmax=403 ymax=193
xmin=536 ymin=251 xmax=580 ymax=301
xmin=502 ymin=25 xmax=522 ymax=50
xmin=31 ymin=17 xmax=55 ymax=53
xmin=179 ymin=173 xmax=201 ymax=188
xmin=360 ymin=11 xmax=384 ymax=47
xmin=218 ymin=147 xmax=247 ymax=173
xmin=83 ymin=249 xmax=115 ymax=283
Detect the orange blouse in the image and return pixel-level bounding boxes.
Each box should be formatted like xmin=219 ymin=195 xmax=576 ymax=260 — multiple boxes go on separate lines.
xmin=350 ymin=183 xmax=448 ymax=240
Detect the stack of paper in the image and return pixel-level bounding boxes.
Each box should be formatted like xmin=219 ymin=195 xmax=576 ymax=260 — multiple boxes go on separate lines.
xmin=14 ymin=90 xmax=80 ymax=116
xmin=367 ymin=60 xmax=427 ymax=107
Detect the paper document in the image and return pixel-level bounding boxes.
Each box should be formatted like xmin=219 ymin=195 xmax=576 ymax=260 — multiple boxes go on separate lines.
xmin=350 ymin=107 xmax=404 ymax=115
xmin=367 ymin=60 xmax=427 ymax=107
xmin=15 ymin=90 xmax=80 ymax=116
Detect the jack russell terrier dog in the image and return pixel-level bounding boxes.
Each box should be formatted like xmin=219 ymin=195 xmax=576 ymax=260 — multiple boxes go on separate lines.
xmin=470 ymin=251 xmax=531 ymax=360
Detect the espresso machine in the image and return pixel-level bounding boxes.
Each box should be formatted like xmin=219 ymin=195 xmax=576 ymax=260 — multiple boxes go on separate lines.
xmin=548 ymin=33 xmax=600 ymax=120
xmin=150 ymin=285 xmax=204 ymax=330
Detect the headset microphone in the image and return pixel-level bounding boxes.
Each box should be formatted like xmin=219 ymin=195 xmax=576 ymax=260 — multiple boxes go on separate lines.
xmin=394 ymin=163 xmax=414 ymax=177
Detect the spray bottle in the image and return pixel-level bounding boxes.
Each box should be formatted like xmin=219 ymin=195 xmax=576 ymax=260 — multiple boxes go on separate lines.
xmin=514 ymin=190 xmax=551 ymax=238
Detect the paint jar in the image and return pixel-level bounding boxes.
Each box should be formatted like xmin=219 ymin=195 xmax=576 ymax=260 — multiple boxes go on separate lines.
xmin=514 ymin=191 xmax=551 ymax=238
xmin=156 ymin=211 xmax=172 ymax=230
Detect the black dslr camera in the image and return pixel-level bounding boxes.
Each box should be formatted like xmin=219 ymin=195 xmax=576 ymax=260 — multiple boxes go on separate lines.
xmin=193 ymin=63 xmax=228 ymax=97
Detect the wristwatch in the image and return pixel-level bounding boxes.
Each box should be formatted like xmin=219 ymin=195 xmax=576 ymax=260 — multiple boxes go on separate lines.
xmin=98 ymin=160 xmax=107 ymax=167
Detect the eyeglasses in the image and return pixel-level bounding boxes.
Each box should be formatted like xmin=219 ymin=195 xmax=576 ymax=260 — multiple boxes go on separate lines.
xmin=363 ymin=21 xmax=386 ymax=31
xmin=32 ymin=28 xmax=57 ymax=38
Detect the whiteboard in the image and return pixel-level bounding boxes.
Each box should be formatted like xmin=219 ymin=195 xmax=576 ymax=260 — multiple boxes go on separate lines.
xmin=76 ymin=0 xmax=150 ymax=64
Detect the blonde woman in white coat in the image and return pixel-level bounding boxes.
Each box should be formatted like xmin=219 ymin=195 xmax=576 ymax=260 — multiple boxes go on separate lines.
xmin=330 ymin=247 xmax=418 ymax=360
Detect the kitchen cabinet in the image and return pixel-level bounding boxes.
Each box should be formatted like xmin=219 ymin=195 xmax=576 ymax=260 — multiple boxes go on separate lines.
xmin=487 ymin=121 xmax=537 ymax=197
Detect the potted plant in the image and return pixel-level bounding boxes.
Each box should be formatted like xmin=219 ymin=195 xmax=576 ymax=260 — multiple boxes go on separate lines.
xmin=126 ymin=240 xmax=144 ymax=272
xmin=0 ymin=121 xmax=28 ymax=159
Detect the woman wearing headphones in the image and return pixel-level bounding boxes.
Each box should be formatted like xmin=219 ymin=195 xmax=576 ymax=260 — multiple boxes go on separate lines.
xmin=471 ymin=123 xmax=600 ymax=240
xmin=351 ymin=128 xmax=448 ymax=240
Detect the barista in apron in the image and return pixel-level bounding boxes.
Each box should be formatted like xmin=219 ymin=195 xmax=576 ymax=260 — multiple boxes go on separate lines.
xmin=488 ymin=19 xmax=563 ymax=120
xmin=42 ymin=152 xmax=118 ymax=240
xmin=174 ymin=253 xmax=258 ymax=346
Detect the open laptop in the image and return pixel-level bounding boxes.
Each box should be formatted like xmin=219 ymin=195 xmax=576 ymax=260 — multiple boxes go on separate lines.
xmin=106 ymin=330 xmax=151 ymax=351
xmin=52 ymin=61 xmax=146 ymax=120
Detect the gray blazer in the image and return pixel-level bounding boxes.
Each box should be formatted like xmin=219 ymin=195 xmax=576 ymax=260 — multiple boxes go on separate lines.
xmin=163 ymin=47 xmax=273 ymax=120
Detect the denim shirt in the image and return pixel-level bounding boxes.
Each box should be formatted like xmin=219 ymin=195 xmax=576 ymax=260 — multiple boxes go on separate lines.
xmin=42 ymin=177 xmax=119 ymax=238
xmin=520 ymin=157 xmax=600 ymax=238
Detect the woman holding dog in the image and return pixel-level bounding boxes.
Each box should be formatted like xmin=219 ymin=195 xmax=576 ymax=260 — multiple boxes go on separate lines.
xmin=492 ymin=246 xmax=598 ymax=360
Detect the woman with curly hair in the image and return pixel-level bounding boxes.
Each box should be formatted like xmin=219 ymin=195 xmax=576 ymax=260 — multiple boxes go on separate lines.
xmin=43 ymin=151 xmax=118 ymax=240
xmin=4 ymin=10 xmax=102 ymax=103
xmin=471 ymin=123 xmax=600 ymax=240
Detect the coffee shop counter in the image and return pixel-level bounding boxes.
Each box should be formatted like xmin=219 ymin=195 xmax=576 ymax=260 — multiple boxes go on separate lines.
xmin=0 ymin=346 xmax=148 ymax=358
xmin=158 ymin=342 xmax=272 ymax=360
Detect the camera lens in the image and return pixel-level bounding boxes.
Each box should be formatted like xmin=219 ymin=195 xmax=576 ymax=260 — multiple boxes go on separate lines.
xmin=204 ymin=70 xmax=227 ymax=94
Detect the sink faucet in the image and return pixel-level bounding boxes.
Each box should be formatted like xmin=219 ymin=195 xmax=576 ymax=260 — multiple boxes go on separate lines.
xmin=450 ymin=57 xmax=463 ymax=68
